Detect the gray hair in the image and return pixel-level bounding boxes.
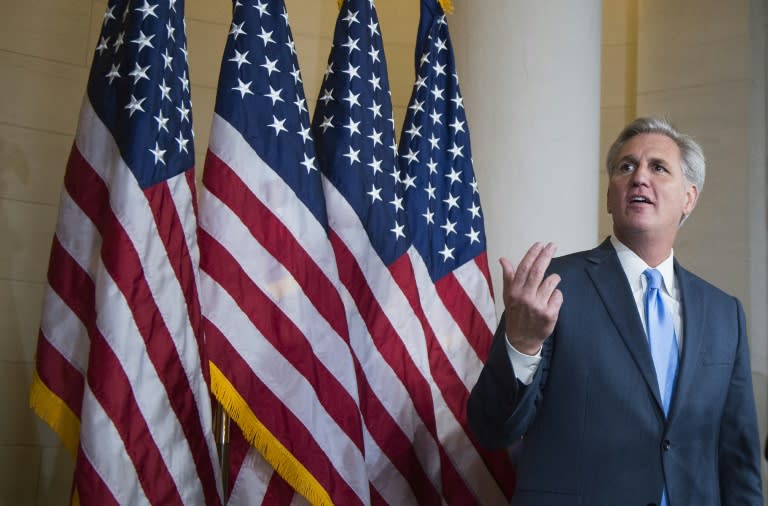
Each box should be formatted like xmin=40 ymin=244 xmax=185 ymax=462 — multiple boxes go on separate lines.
xmin=605 ymin=117 xmax=706 ymax=194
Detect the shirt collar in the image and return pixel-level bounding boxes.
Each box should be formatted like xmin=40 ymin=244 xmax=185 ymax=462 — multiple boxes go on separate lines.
xmin=609 ymin=236 xmax=676 ymax=296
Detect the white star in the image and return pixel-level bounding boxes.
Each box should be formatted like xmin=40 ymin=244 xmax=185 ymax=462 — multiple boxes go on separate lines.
xmin=470 ymin=177 xmax=479 ymax=194
xmin=344 ymin=118 xmax=361 ymax=136
xmin=166 ymin=20 xmax=175 ymax=41
xmin=427 ymin=134 xmax=440 ymax=151
xmin=131 ymin=30 xmax=155 ymax=53
xmin=294 ymin=95 xmax=307 ymax=114
xmin=390 ymin=194 xmax=404 ymax=212
xmin=105 ymin=63 xmax=121 ymax=84
xmin=409 ymin=99 xmax=425 ymax=114
xmin=403 ymin=148 xmax=419 ymax=165
xmin=124 ymin=95 xmax=145 ymax=117
xmin=443 ymin=193 xmax=460 ymax=210
xmin=445 ymin=167 xmax=462 ymax=185
xmin=468 ymin=202 xmax=482 ymax=219
xmin=343 ymin=91 xmax=360 ymax=108
xmin=368 ymin=20 xmax=379 ymax=36
xmin=290 ymin=65 xmax=301 ymax=83
xmin=367 ymin=184 xmax=382 ymax=203
xmin=179 ymin=71 xmax=190 ymax=92
xmin=343 ymin=146 xmax=360 ymax=164
xmin=230 ymin=21 xmax=246 ymax=39
xmin=96 ymin=36 xmax=110 ymax=55
xmin=169 ymin=0 xmax=177 ymax=11
xmin=368 ymin=157 xmax=383 ymax=174
xmin=232 ymin=78 xmax=253 ymax=98
xmin=439 ymin=243 xmax=455 ymax=261
xmin=388 ymin=166 xmax=401 ymax=183
xmin=448 ymin=142 xmax=464 ymax=159
xmin=368 ymin=101 xmax=382 ymax=119
xmin=423 ymin=208 xmax=435 ymax=225
xmin=319 ymin=88 xmax=334 ymax=105
xmin=159 ymin=78 xmax=172 ymax=101
xmin=177 ymin=103 xmax=190 ymax=123
xmin=415 ymin=75 xmax=427 ymax=90
xmin=441 ymin=218 xmax=457 ymax=236
xmin=391 ymin=222 xmax=406 ymax=240
xmin=113 ymin=31 xmax=125 ymax=51
xmin=429 ymin=111 xmax=442 ymax=126
xmin=342 ymin=36 xmax=360 ymax=53
xmin=402 ymin=173 xmax=417 ymax=190
xmin=136 ymin=0 xmax=159 ymax=20
xmin=103 ymin=5 xmax=116 ymax=25
xmin=368 ymin=47 xmax=380 ymax=63
xmin=368 ymin=129 xmax=382 ymax=146
xmin=229 ymin=49 xmax=250 ymax=68
xmin=433 ymin=61 xmax=447 ymax=76
xmin=268 ymin=116 xmax=287 ymax=135
xmin=427 ymin=158 xmax=438 ymax=174
xmin=149 ymin=141 xmax=166 ymax=165
xmin=162 ymin=48 xmax=173 ymax=70
xmin=298 ymin=125 xmax=312 ymax=144
xmin=342 ymin=63 xmax=360 ymax=80
xmin=175 ymin=132 xmax=190 ymax=153
xmin=368 ymin=74 xmax=381 ymax=91
xmin=451 ymin=93 xmax=464 ymax=109
xmin=319 ymin=115 xmax=334 ymax=132
xmin=406 ymin=124 xmax=422 ymax=139
xmin=419 ymin=51 xmax=429 ymax=67
xmin=430 ymin=85 xmax=444 ymax=101
xmin=280 ymin=6 xmax=289 ymax=25
xmin=264 ymin=85 xmax=284 ymax=105
xmin=324 ymin=62 xmax=334 ymax=78
xmin=261 ymin=56 xmax=280 ymax=75
xmin=154 ymin=110 xmax=169 ymax=132
xmin=451 ymin=117 xmax=466 ymax=133
xmin=285 ymin=38 xmax=296 ymax=55
xmin=257 ymin=27 xmax=275 ymax=46
xmin=342 ymin=9 xmax=359 ymax=26
xmin=254 ymin=0 xmax=270 ymax=17
xmin=425 ymin=182 xmax=436 ymax=199
xmin=466 ymin=227 xmax=481 ymax=244
xmin=434 ymin=37 xmax=447 ymax=53
xmin=300 ymin=153 xmax=316 ymax=173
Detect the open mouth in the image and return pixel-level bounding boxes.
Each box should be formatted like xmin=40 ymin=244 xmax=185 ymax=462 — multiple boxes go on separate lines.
xmin=629 ymin=195 xmax=653 ymax=205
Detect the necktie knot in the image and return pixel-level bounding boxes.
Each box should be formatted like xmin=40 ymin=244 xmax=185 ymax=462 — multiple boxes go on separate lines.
xmin=644 ymin=268 xmax=663 ymax=291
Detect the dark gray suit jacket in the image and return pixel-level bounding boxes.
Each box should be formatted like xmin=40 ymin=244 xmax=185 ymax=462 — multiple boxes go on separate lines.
xmin=468 ymin=239 xmax=762 ymax=505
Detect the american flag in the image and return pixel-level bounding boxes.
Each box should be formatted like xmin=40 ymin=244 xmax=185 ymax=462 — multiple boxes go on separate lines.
xmin=313 ymin=0 xmax=514 ymax=502
xmin=28 ymin=0 xmax=223 ymax=504
xmin=397 ymin=0 xmax=515 ymax=502
xmin=197 ymin=0 xmax=369 ymax=504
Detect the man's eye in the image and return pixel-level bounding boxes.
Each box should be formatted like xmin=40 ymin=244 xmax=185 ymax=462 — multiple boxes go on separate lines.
xmin=619 ymin=162 xmax=635 ymax=173
xmin=654 ymin=164 xmax=667 ymax=173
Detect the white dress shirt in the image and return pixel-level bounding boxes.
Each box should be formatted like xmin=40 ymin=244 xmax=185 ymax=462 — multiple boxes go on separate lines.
xmin=506 ymin=236 xmax=684 ymax=385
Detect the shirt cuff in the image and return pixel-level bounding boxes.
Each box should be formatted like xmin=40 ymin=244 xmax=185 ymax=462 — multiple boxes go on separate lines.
xmin=505 ymin=336 xmax=542 ymax=385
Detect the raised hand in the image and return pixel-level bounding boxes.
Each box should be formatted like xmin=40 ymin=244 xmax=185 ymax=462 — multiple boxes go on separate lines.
xmin=500 ymin=242 xmax=563 ymax=355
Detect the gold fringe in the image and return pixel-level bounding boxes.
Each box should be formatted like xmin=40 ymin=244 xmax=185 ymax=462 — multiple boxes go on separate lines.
xmin=337 ymin=0 xmax=343 ymax=10
xmin=29 ymin=370 xmax=80 ymax=457
xmin=209 ymin=363 xmax=334 ymax=506
xmin=438 ymin=0 xmax=454 ymax=15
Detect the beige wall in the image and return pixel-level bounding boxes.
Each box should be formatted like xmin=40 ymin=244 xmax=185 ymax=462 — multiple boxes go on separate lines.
xmin=1 ymin=0 xmax=766 ymax=504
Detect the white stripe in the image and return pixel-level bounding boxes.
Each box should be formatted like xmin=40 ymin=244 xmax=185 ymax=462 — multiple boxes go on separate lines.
xmin=361 ymin=424 xmax=418 ymax=506
xmin=201 ymin=273 xmax=370 ymax=503
xmin=39 ymin=286 xmax=89 ymax=375
xmin=73 ymin=98 xmax=218 ymax=501
xmin=452 ymin=258 xmax=497 ymax=334
xmin=198 ymin=189 xmax=361 ymax=402
xmin=228 ymin=448 xmax=272 ymax=506
xmin=79 ymin=385 xmax=151 ymax=505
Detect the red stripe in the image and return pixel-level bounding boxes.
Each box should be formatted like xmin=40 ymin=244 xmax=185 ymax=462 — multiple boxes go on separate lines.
xmin=74 ymin=447 xmax=120 ymax=506
xmin=435 ymin=271 xmax=493 ymax=361
xmin=203 ymin=151 xmax=349 ymax=341
xmin=66 ymin=146 xmax=221 ymax=505
xmin=35 ymin=332 xmax=84 ymax=418
xmin=262 ymin=472 xmax=296 ymax=504
xmin=199 ymin=230 xmax=365 ymax=452
xmin=86 ymin=330 xmax=184 ymax=505
xmin=330 ymin=233 xmax=470 ymax=502
xmin=227 ymin=427 xmax=251 ymax=497
xmin=205 ymin=321 xmax=363 ymax=505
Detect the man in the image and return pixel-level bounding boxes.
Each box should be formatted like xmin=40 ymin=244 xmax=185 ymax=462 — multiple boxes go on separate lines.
xmin=468 ymin=117 xmax=763 ymax=505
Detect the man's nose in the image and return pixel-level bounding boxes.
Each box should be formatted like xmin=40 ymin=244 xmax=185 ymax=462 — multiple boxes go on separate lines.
xmin=630 ymin=164 xmax=651 ymax=185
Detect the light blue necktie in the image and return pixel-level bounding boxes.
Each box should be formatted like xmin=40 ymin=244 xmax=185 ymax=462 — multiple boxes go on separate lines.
xmin=643 ymin=268 xmax=680 ymax=506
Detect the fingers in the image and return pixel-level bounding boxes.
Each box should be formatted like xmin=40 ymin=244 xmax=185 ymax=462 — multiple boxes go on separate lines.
xmin=512 ymin=242 xmax=556 ymax=291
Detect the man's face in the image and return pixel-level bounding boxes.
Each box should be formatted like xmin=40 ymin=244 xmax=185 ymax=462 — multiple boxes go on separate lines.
xmin=607 ymin=133 xmax=698 ymax=243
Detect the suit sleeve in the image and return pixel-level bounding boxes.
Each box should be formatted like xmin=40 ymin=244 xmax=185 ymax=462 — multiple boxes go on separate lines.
xmin=719 ymin=298 xmax=763 ymax=504
xmin=467 ymin=313 xmax=553 ymax=448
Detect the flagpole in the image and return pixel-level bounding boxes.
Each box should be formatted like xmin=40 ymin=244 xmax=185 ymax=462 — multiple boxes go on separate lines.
xmin=213 ymin=402 xmax=231 ymax=502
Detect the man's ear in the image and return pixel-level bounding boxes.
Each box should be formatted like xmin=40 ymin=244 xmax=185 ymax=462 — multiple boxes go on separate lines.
xmin=683 ymin=184 xmax=699 ymax=215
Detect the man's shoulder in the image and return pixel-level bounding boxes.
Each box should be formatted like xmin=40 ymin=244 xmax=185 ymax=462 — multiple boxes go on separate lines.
xmin=675 ymin=262 xmax=739 ymax=304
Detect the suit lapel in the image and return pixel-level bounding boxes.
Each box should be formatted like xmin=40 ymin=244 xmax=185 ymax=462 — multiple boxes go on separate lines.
xmin=666 ymin=263 xmax=705 ymax=423
xmin=584 ymin=239 xmax=664 ymax=412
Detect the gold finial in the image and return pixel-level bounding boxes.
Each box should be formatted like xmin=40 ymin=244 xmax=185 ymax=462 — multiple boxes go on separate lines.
xmin=438 ymin=0 xmax=454 ymax=15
